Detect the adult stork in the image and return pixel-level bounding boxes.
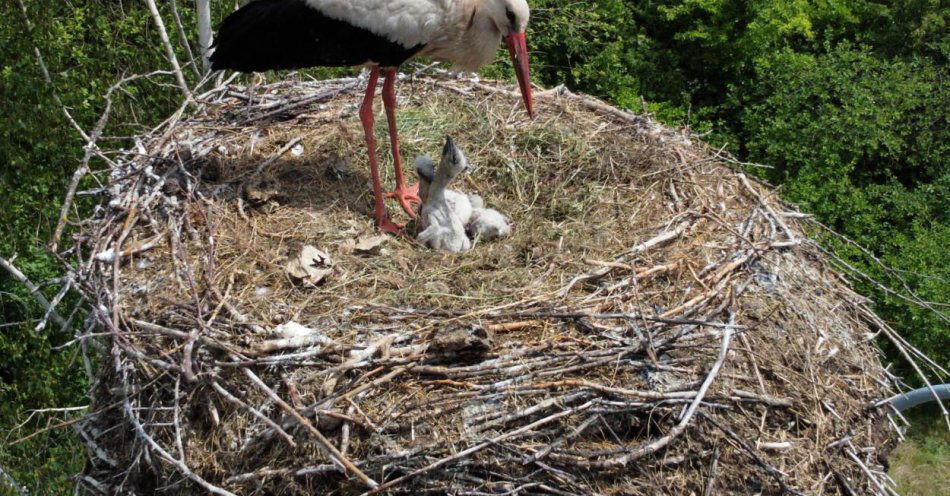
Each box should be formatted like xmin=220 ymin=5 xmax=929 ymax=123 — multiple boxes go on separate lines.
xmin=210 ymin=0 xmax=534 ymax=233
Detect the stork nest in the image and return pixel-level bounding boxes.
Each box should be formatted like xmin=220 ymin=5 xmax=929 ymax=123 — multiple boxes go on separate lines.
xmin=71 ymin=74 xmax=904 ymax=495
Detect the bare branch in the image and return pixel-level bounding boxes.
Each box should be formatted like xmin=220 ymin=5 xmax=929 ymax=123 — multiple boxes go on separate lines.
xmin=0 ymin=462 xmax=28 ymax=496
xmin=0 ymin=256 xmax=68 ymax=331
xmin=145 ymin=0 xmax=193 ymax=100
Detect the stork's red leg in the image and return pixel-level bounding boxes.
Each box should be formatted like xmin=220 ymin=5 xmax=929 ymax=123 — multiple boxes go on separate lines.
xmin=382 ymin=67 xmax=421 ymax=217
xmin=360 ymin=66 xmax=401 ymax=234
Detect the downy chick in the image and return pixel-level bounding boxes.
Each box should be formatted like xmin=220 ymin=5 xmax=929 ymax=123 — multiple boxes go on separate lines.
xmin=467 ymin=207 xmax=511 ymax=240
xmin=417 ymin=136 xmax=473 ymax=252
xmin=462 ymin=183 xmax=511 ymax=240
xmin=415 ymin=155 xmax=474 ymax=224
xmin=417 ymin=148 xmax=510 ymax=242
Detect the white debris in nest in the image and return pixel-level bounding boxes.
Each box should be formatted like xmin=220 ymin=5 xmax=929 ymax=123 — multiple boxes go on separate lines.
xmin=275 ymin=321 xmax=319 ymax=340
xmin=250 ymin=322 xmax=332 ymax=356
xmin=94 ymin=249 xmax=115 ymax=263
xmin=342 ymin=234 xmax=388 ymax=256
xmin=290 ymin=142 xmax=305 ymax=156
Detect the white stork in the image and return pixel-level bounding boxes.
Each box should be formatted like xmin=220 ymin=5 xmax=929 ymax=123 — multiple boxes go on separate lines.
xmin=210 ymin=0 xmax=533 ymax=233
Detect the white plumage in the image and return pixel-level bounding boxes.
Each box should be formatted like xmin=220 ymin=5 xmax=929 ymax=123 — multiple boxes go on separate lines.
xmin=417 ymin=137 xmax=474 ymax=252
xmin=416 ymin=141 xmax=511 ymax=247
xmin=468 ymin=207 xmax=511 ymax=240
xmin=305 ymin=0 xmax=449 ymax=48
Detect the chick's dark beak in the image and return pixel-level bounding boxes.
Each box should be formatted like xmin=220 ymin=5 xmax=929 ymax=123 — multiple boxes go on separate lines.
xmin=505 ymin=31 xmax=533 ymax=118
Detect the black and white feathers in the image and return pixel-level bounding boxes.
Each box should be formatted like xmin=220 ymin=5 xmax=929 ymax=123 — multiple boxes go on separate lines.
xmin=210 ymin=0 xmax=424 ymax=71
xmin=210 ymin=0 xmax=531 ymax=73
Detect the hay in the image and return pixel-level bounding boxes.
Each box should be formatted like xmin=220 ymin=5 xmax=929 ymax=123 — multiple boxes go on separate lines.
xmin=71 ymin=74 xmax=903 ymax=495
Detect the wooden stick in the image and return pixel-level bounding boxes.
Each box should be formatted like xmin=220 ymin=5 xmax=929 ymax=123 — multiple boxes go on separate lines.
xmin=242 ymin=367 xmax=378 ymax=488
xmin=703 ymin=448 xmax=721 ymax=496
xmin=211 ymin=382 xmax=297 ymax=449
xmin=583 ymin=321 xmax=734 ymax=468
xmin=362 ymin=400 xmax=595 ymax=495
xmin=167 ymin=0 xmax=198 ymax=77
xmin=124 ymin=399 xmax=237 ymax=496
xmin=0 ymin=462 xmax=27 ymax=496
xmin=557 ymin=221 xmax=690 ymax=296
xmin=232 ymin=137 xmax=302 ymax=182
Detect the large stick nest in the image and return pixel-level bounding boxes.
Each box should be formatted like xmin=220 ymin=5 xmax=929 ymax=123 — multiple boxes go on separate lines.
xmin=72 ymin=74 xmax=901 ymax=495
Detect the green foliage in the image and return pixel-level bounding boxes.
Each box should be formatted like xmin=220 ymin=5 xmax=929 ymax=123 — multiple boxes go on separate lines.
xmin=0 ymin=1 xmax=226 ymax=491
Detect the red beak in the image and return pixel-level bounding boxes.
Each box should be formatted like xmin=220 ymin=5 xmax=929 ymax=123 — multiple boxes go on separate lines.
xmin=505 ymin=32 xmax=533 ymax=118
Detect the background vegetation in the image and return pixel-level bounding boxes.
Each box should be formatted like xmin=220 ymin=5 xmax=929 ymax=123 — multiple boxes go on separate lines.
xmin=1 ymin=0 xmax=946 ymax=492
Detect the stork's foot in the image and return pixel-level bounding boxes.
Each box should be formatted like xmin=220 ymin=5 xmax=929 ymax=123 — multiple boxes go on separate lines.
xmin=385 ymin=183 xmax=421 ymax=217
xmin=375 ymin=215 xmax=404 ymax=235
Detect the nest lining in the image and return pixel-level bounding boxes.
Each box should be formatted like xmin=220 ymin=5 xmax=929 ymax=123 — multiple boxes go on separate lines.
xmin=73 ymin=74 xmax=898 ymax=495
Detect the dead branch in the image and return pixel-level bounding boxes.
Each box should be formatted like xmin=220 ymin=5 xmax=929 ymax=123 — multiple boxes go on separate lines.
xmin=0 ymin=255 xmax=68 ymax=331
xmin=242 ymin=367 xmax=379 ymax=488
xmin=0 ymin=462 xmax=27 ymax=496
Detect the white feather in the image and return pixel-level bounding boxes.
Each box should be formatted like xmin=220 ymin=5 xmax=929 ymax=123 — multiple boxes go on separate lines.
xmin=305 ymin=0 xmax=453 ymax=48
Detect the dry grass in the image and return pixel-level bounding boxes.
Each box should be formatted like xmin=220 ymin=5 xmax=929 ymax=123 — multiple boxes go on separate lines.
xmin=70 ymin=75 xmax=905 ymax=495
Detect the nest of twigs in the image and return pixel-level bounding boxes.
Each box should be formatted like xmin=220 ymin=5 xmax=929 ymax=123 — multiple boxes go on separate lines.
xmin=71 ymin=74 xmax=903 ymax=495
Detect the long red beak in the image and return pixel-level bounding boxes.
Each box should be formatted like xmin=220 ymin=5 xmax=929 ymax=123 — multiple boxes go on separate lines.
xmin=505 ymin=32 xmax=533 ymax=118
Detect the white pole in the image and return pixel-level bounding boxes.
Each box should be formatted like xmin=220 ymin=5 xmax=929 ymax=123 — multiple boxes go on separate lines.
xmin=196 ymin=0 xmax=213 ymax=71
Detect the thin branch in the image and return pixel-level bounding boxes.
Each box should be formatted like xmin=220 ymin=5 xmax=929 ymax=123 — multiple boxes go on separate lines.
xmin=362 ymin=400 xmax=596 ymax=495
xmin=124 ymin=398 xmax=237 ymax=496
xmin=0 ymin=256 xmax=68 ymax=331
xmin=242 ymin=367 xmax=379 ymax=489
xmin=168 ymin=0 xmax=199 ymax=77
xmin=0 ymin=462 xmax=28 ymax=496
xmin=145 ymin=0 xmax=193 ymax=100
xmin=211 ymin=381 xmax=298 ymax=449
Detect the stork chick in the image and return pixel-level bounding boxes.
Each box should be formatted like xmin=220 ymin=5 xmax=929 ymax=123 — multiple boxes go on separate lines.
xmin=415 ymin=155 xmax=474 ymax=224
xmin=417 ymin=137 xmax=473 ymax=252
xmin=417 ymin=144 xmax=511 ymax=242
xmin=467 ymin=207 xmax=511 ymax=240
